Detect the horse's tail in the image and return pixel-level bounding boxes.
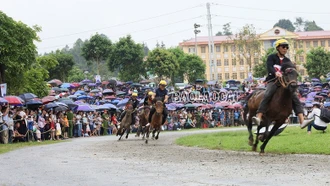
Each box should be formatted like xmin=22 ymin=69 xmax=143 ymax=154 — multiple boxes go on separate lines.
xmin=243 ymin=91 xmax=256 ymax=122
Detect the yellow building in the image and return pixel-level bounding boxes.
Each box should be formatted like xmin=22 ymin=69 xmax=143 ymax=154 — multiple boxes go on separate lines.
xmin=179 ymin=27 xmax=330 ymax=82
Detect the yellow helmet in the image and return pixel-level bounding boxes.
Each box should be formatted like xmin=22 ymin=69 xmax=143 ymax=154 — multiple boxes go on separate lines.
xmin=148 ymin=91 xmax=154 ymax=96
xmin=275 ymin=39 xmax=289 ymax=48
xmin=132 ymin=92 xmax=138 ymax=97
xmin=159 ymin=80 xmax=167 ymax=86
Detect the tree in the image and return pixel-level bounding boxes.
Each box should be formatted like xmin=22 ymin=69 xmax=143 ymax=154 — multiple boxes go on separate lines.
xmin=305 ymin=47 xmax=330 ymax=79
xmin=67 ymin=66 xmax=93 ymax=82
xmin=145 ymin=48 xmax=179 ymax=80
xmin=294 ymin=17 xmax=304 ymax=32
xmin=107 ymin=35 xmax=146 ymax=81
xmin=82 ymin=33 xmax=112 ymax=75
xmin=215 ymin=31 xmax=223 ymax=36
xmin=48 ymin=50 xmax=75 ymax=82
xmin=143 ymin=43 xmax=149 ymax=56
xmin=304 ymin=20 xmax=323 ymax=31
xmin=273 ymin=19 xmax=295 ymax=32
xmin=0 ymin=11 xmax=40 ymax=94
xmin=167 ymin=47 xmax=186 ymax=83
xmin=232 ymin=24 xmax=261 ymax=73
xmin=223 ymin=22 xmax=232 ymax=36
xmin=184 ymin=54 xmax=206 ymax=83
xmin=253 ymin=48 xmax=276 ymax=77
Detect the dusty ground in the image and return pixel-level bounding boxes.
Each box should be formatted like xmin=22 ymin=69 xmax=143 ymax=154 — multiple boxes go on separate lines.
xmin=0 ymin=127 xmax=330 ymax=186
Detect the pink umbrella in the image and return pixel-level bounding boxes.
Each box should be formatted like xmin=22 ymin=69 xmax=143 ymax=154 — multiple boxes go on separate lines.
xmin=215 ymin=101 xmax=230 ymax=107
xmin=232 ymin=103 xmax=243 ymax=109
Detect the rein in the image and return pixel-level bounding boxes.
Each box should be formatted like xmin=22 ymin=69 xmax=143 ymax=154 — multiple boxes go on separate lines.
xmin=274 ymin=68 xmax=298 ymax=88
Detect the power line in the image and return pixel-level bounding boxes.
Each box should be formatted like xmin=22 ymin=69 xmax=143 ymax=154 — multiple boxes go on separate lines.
xmin=211 ymin=2 xmax=330 ymax=15
xmin=140 ymin=28 xmax=193 ymax=42
xmin=41 ymin=4 xmax=204 ymax=40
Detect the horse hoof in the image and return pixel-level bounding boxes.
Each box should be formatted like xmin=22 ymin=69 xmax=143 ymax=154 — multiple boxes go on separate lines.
xmin=126 ymin=136 xmax=128 ymax=139
xmin=248 ymin=140 xmax=253 ymax=146
xmin=155 ymin=136 xmax=159 ymax=140
xmin=145 ymin=140 xmax=148 ymax=144
xmin=252 ymin=146 xmax=257 ymax=151
xmin=259 ymin=152 xmax=265 ymax=156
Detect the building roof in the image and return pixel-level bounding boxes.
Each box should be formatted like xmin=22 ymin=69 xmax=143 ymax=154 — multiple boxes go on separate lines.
xmin=179 ymin=28 xmax=330 ymax=46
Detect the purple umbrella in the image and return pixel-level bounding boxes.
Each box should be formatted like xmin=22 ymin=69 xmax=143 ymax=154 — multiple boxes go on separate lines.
xmin=80 ymin=79 xmax=93 ymax=84
xmin=75 ymin=104 xmax=95 ymax=112
xmin=88 ymin=83 xmax=96 ymax=87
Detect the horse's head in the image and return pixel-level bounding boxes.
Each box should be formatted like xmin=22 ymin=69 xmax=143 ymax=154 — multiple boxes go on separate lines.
xmin=155 ymin=101 xmax=164 ymax=114
xmin=126 ymin=104 xmax=134 ymax=114
xmin=282 ymin=67 xmax=299 ymax=92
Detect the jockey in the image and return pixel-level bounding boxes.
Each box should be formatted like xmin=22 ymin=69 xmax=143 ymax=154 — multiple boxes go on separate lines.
xmin=144 ymin=91 xmax=154 ymax=107
xmin=252 ymin=39 xmax=304 ymax=126
xmin=119 ymin=92 xmax=139 ymax=125
xmin=148 ymin=80 xmax=168 ymax=125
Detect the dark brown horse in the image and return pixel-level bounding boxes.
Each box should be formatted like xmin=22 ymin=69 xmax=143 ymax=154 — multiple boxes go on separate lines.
xmin=145 ymin=101 xmax=163 ymax=144
xmin=118 ymin=104 xmax=134 ymax=141
xmin=136 ymin=106 xmax=150 ymax=139
xmin=244 ymin=66 xmax=299 ymax=154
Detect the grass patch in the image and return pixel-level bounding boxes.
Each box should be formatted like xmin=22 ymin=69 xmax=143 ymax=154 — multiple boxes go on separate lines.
xmin=176 ymin=126 xmax=330 ymax=154
xmin=0 ymin=140 xmax=65 ymax=154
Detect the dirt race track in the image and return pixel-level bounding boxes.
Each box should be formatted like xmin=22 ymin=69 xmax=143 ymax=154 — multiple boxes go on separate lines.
xmin=0 ymin=127 xmax=330 ymax=186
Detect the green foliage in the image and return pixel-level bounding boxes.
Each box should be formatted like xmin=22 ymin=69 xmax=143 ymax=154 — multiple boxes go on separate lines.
xmin=108 ymin=35 xmax=146 ymax=82
xmin=67 ymin=66 xmax=91 ymax=82
xmin=305 ymin=47 xmax=330 ymax=79
xmin=215 ymin=31 xmax=223 ymax=36
xmin=145 ymin=48 xmax=179 ymax=80
xmin=215 ymin=22 xmax=232 ymax=36
xmin=232 ymin=24 xmax=261 ymax=72
xmin=184 ymin=54 xmax=206 ymax=83
xmin=82 ymin=33 xmax=112 ymax=75
xmin=304 ymin=20 xmax=324 ymax=31
xmin=253 ymin=48 xmax=276 ymax=77
xmin=273 ymin=19 xmax=295 ymax=32
xmin=176 ymin=127 xmax=330 ymax=155
xmin=48 ymin=50 xmax=75 ymax=82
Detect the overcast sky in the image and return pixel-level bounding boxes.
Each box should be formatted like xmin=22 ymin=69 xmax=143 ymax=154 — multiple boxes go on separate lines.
xmin=1 ymin=0 xmax=330 ymax=54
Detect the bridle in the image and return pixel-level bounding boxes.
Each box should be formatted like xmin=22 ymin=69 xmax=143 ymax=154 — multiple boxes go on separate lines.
xmin=276 ymin=68 xmax=298 ymax=88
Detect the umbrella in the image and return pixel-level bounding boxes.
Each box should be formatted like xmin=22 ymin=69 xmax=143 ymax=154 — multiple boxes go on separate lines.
xmin=60 ymin=88 xmax=69 ymax=92
xmin=311 ymin=78 xmax=320 ymax=82
xmin=60 ymin=83 xmax=71 ymax=88
xmin=184 ymin=85 xmax=192 ymax=89
xmin=326 ymin=77 xmax=330 ymax=82
xmin=102 ymin=103 xmax=117 ymax=109
xmin=75 ymin=104 xmax=95 ymax=112
xmin=117 ymin=98 xmax=129 ymax=107
xmin=226 ymin=80 xmax=236 ymax=84
xmin=26 ymin=99 xmax=43 ymax=110
xmin=0 ymin=98 xmax=8 ymax=104
xmin=19 ymin=93 xmax=38 ymax=102
xmin=96 ymin=105 xmax=111 ymax=111
xmin=48 ymin=79 xmax=62 ymax=86
xmin=215 ymin=101 xmax=230 ymax=107
xmin=77 ymin=95 xmax=93 ymax=100
xmin=70 ymin=83 xmax=81 ymax=88
xmin=74 ymin=90 xmax=86 ymax=95
xmin=44 ymin=102 xmax=59 ymax=110
xmin=90 ymin=89 xmax=100 ymax=93
xmin=103 ymin=89 xmax=114 ymax=94
xmin=130 ymin=83 xmax=142 ymax=87
xmin=184 ymin=103 xmax=196 ymax=108
xmin=229 ymin=87 xmax=239 ymax=90
xmin=58 ymin=99 xmax=78 ymax=109
xmin=116 ymin=91 xmax=126 ymax=96
xmin=4 ymin=96 xmax=23 ymax=106
xmin=102 ymin=81 xmax=109 ymax=85
xmin=88 ymin=83 xmax=96 ymax=87
xmin=49 ymin=90 xmax=56 ymax=96
xmin=68 ymin=95 xmax=78 ymax=99
xmin=104 ymin=95 xmax=116 ymax=99
xmin=126 ymin=81 xmax=133 ymax=84
xmin=232 ymin=103 xmax=243 ymax=109
xmin=41 ymin=96 xmax=56 ymax=104
xmin=54 ymin=105 xmax=69 ymax=112
xmin=80 ymin=79 xmax=93 ymax=84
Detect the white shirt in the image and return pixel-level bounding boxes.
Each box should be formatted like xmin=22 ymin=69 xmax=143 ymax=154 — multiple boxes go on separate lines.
xmin=307 ymin=108 xmax=328 ymax=127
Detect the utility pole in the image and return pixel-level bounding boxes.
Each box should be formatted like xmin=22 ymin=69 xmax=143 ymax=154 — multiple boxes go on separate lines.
xmin=206 ymin=2 xmax=216 ymax=81
xmin=194 ymin=23 xmax=201 ymax=55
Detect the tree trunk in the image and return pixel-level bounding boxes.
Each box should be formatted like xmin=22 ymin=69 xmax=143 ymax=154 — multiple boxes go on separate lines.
xmin=0 ymin=63 xmax=5 ymax=84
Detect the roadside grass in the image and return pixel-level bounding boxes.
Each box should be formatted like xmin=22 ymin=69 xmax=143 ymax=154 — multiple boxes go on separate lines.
xmin=176 ymin=126 xmax=330 ymax=155
xmin=0 ymin=140 xmax=66 ymax=154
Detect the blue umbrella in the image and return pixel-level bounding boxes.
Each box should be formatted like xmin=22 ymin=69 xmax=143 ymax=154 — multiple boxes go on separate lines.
xmin=61 ymin=83 xmax=71 ymax=88
xmin=74 ymin=104 xmax=95 ymax=112
xmin=74 ymin=90 xmax=86 ymax=95
xmin=77 ymin=95 xmax=93 ymax=100
xmin=103 ymin=103 xmax=117 ymax=109
xmin=0 ymin=98 xmax=8 ymax=104
xmin=111 ymin=99 xmax=120 ymax=104
xmin=117 ymin=98 xmax=129 ymax=107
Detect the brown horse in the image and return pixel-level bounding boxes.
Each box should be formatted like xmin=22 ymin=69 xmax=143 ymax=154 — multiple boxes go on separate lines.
xmin=136 ymin=106 xmax=150 ymax=139
xmin=145 ymin=101 xmax=163 ymax=144
xmin=244 ymin=66 xmax=299 ymax=154
xmin=118 ymin=104 xmax=134 ymax=140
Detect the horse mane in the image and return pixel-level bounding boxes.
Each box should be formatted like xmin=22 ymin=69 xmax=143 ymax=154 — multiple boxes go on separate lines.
xmin=281 ymin=60 xmax=296 ymax=72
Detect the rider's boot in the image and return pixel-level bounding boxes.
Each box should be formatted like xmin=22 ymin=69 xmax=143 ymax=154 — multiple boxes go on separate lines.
xmin=252 ymin=113 xmax=263 ymax=126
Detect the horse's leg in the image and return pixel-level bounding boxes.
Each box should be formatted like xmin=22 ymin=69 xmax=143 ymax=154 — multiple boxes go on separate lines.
xmin=125 ymin=127 xmax=130 ymax=139
xmin=155 ymin=126 xmax=160 ymax=140
xmin=118 ymin=128 xmax=126 ymax=141
xmin=260 ymin=121 xmax=282 ymax=154
xmin=247 ymin=113 xmax=254 ymax=146
xmin=152 ymin=128 xmax=156 ymax=140
xmin=145 ymin=126 xmax=149 ymax=144
xmin=252 ymin=125 xmax=262 ymax=151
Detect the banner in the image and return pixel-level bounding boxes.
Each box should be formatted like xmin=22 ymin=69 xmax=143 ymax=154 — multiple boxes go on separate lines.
xmin=0 ymin=83 xmax=7 ymax=97
xmin=95 ymin=75 xmax=101 ymax=83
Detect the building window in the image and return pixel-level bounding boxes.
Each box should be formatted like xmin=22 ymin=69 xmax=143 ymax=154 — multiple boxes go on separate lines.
xmin=254 ymin=58 xmax=259 ymax=65
xmin=299 ymin=70 xmax=305 ymax=76
xmin=218 ymin=73 xmax=222 ymax=80
xmin=313 ymin=41 xmax=318 ymax=47
xmin=201 ymin=47 xmax=206 ymax=53
xmin=216 ymin=45 xmax=221 ymax=52
xmin=231 ymin=45 xmax=236 ymax=52
xmin=224 ymin=46 xmax=228 ymax=52
xmin=225 ymin=73 xmax=230 ymax=79
xmin=299 ymin=56 xmax=304 ymax=63
xmin=240 ymin=72 xmax=245 ymax=79
xmin=232 ymin=73 xmax=237 ymax=79
xmin=211 ymin=74 xmax=214 ymax=80
xmin=203 ymin=60 xmax=206 ymax=64
xmin=232 ymin=59 xmax=237 ymax=66
xmin=306 ymin=41 xmax=310 ymax=48
xmin=239 ymin=59 xmax=244 ymax=65
xmin=299 ymin=42 xmax=303 ymax=49
xmin=224 ymin=59 xmax=229 ymax=66
xmin=216 ymin=59 xmax=221 ymax=66
xmin=321 ymin=40 xmax=326 ymax=47
xmin=188 ymin=47 xmax=195 ymax=53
